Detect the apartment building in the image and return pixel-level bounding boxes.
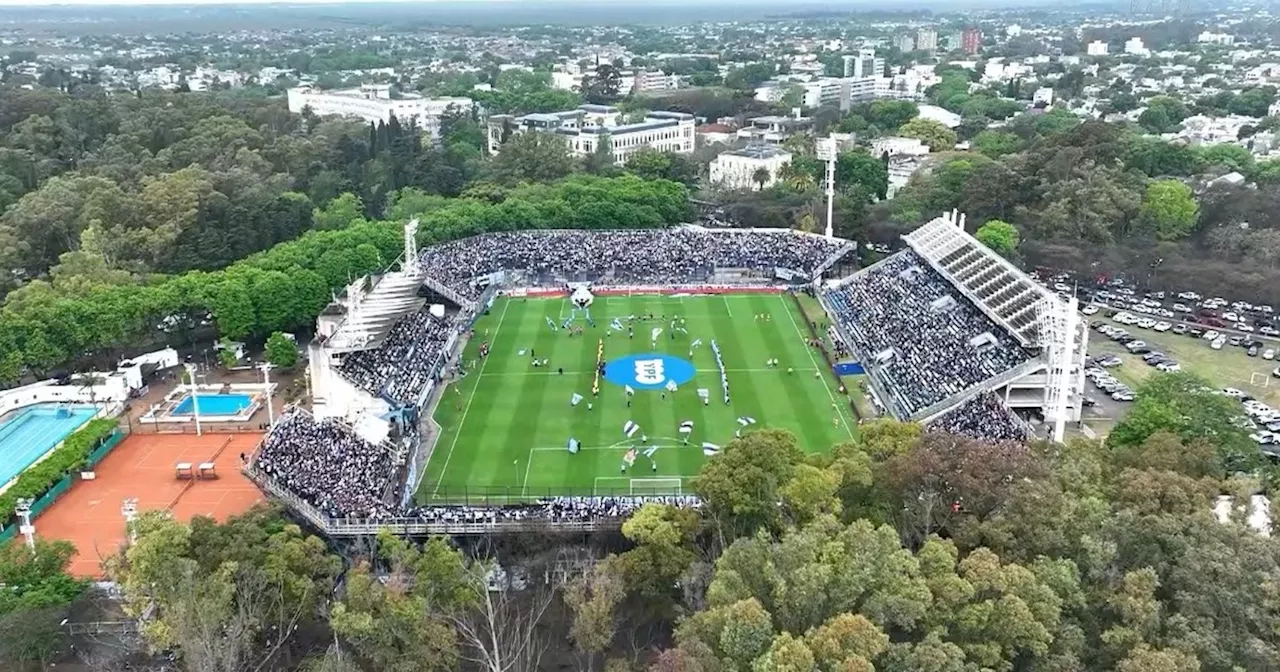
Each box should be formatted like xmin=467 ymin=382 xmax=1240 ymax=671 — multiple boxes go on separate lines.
xmin=962 ymin=28 xmax=983 ymax=55
xmin=917 ymin=28 xmax=939 ymax=52
xmin=486 ymin=105 xmax=694 ymax=165
xmin=1086 ymin=40 xmax=1110 ymax=56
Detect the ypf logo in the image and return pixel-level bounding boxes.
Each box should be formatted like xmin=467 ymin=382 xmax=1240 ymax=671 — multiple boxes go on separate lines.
xmin=605 ymin=353 xmax=696 ymax=390
xmin=634 ymin=358 xmax=666 ymax=385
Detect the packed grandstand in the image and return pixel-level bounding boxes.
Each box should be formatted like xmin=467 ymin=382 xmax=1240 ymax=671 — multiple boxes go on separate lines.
xmin=248 ymin=218 xmax=1085 ymax=532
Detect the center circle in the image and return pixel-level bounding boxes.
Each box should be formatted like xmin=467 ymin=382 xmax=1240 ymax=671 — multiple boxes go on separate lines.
xmin=603 ymin=353 xmax=696 ymax=390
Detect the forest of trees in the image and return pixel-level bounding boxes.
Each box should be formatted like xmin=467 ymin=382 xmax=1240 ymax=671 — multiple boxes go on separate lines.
xmin=4 ymin=371 xmax=1279 ymax=671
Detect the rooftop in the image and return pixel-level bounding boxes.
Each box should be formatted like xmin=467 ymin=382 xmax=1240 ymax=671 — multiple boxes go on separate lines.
xmin=725 ymin=145 xmax=791 ymax=160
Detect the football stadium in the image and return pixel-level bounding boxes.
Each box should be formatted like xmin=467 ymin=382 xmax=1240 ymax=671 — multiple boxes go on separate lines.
xmin=241 ymin=211 xmax=1088 ymax=534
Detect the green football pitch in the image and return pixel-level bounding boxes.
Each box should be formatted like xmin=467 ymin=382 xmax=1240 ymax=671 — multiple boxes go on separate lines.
xmin=416 ymin=293 xmax=858 ymax=504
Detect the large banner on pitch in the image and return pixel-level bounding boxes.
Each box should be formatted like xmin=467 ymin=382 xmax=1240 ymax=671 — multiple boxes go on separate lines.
xmin=833 ymin=362 xmax=865 ymax=376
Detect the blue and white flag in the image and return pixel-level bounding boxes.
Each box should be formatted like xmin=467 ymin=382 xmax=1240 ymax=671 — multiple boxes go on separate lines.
xmin=702 ymin=442 xmax=721 ymax=456
xmin=643 ymin=445 xmax=659 ymax=458
xmin=679 ymin=421 xmax=694 ymax=434
xmin=665 ymin=380 xmax=678 ymax=392
xmin=562 ymin=317 xmax=573 ymax=329
xmin=624 ymin=385 xmax=635 ymax=396
xmin=697 ymin=388 xmax=710 ymax=401
xmin=545 ymin=316 xmax=557 ymax=331
xmin=570 ymin=393 xmax=584 ymax=406
xmin=567 ymin=438 xmax=580 ymax=454
xmin=737 ymin=416 xmax=757 ymax=427
xmin=610 ymin=318 xmax=624 ymax=331
xmin=623 ymin=420 xmax=641 ymax=438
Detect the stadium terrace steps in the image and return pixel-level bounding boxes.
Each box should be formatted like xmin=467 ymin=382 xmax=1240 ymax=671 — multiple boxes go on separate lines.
xmin=812 ymin=241 xmax=857 ymax=279
xmin=912 ymin=357 xmax=1045 ymax=424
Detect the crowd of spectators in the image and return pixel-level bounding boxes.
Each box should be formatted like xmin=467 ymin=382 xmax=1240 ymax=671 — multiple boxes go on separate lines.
xmin=928 ymin=392 xmax=1031 ymax=443
xmin=338 ymin=308 xmax=454 ymax=405
xmin=826 ymin=251 xmax=1032 ymax=416
xmin=418 ymin=229 xmax=850 ymax=301
xmin=254 ymin=412 xmax=399 ymax=518
xmin=405 ymin=496 xmax=700 ymax=524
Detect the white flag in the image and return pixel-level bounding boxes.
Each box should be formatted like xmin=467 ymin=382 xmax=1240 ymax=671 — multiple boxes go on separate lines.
xmin=570 ymin=393 xmax=583 ymax=406
xmin=680 ymin=420 xmax=694 ymax=431
xmin=737 ymin=416 xmax=757 ymax=427
xmin=702 ymin=442 xmax=721 ymax=456
xmin=697 ymin=388 xmax=710 ymax=400
xmin=665 ymin=380 xmax=678 ymax=392
xmin=691 ymin=338 xmax=703 ymax=349
xmin=651 ymin=327 xmax=663 ymax=342
xmin=624 ymin=385 xmax=635 ymax=396
xmin=611 ymin=318 xmax=624 ymax=331
xmin=623 ymin=420 xmax=641 ymax=438
xmin=643 ymin=445 xmax=659 ymax=458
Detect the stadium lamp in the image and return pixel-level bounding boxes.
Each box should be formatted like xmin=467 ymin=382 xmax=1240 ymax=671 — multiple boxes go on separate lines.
xmin=15 ymin=498 xmax=35 ymax=552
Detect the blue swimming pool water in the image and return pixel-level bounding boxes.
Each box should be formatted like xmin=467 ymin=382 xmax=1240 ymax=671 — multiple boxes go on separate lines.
xmin=0 ymin=405 xmax=97 ymax=486
xmin=171 ymin=393 xmax=254 ymax=416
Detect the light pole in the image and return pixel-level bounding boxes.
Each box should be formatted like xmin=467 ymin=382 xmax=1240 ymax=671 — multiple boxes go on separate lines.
xmin=121 ymin=498 xmax=139 ymax=545
xmin=15 ymin=498 xmax=35 ymax=553
xmin=817 ymin=137 xmax=838 ymax=239
xmin=184 ymin=363 xmax=202 ymax=437
xmin=258 ymin=362 xmax=276 ymax=429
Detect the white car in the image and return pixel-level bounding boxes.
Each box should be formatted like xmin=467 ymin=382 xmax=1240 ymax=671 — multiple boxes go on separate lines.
xmin=1153 ymin=321 xmax=1172 ymax=332
xmin=1178 ymin=291 xmax=1201 ymax=301
xmin=1224 ymin=387 xmax=1247 ymax=398
xmin=1211 ymin=337 xmax=1226 ymax=350
xmin=1224 ymin=311 xmax=1240 ymax=322
xmin=1238 ymin=323 xmax=1255 ymax=332
xmin=1173 ymin=303 xmax=1191 ymax=312
xmin=1251 ymin=432 xmax=1277 ymax=445
xmin=1265 ymin=349 xmax=1276 ymax=361
xmin=1081 ymin=304 xmax=1099 ymax=315
xmin=1125 ymin=340 xmax=1147 ymax=351
xmin=1138 ymin=318 xmax=1157 ymax=329
xmin=1156 ymin=362 xmax=1181 ymax=372
xmin=1202 ymin=330 xmax=1220 ymax=341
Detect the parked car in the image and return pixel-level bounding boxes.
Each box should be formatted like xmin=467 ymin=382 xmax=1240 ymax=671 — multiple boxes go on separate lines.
xmin=1212 ymin=337 xmax=1227 ymax=350
xmin=1250 ymin=344 xmax=1261 ymax=357
xmin=1081 ymin=304 xmax=1099 ymax=315
xmin=1265 ymin=349 xmax=1276 ymax=361
xmin=1172 ymin=324 xmax=1189 ymax=335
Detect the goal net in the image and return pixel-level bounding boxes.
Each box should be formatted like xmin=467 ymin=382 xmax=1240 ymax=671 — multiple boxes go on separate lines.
xmin=629 ymin=478 xmax=683 ymax=497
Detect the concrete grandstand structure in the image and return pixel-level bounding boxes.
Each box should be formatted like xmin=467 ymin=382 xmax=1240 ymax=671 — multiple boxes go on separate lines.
xmin=822 ymin=210 xmax=1088 ymax=442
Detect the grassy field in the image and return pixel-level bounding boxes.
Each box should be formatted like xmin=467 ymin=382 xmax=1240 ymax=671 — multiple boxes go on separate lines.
xmin=417 ymin=293 xmax=857 ymax=503
xmin=1091 ymin=318 xmax=1280 ymax=405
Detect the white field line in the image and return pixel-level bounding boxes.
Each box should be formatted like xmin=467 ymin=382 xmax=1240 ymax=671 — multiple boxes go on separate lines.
xmin=476 ymin=367 xmax=817 ymax=377
xmin=779 ymin=295 xmax=855 ymax=440
xmin=430 ymin=298 xmax=512 ymax=497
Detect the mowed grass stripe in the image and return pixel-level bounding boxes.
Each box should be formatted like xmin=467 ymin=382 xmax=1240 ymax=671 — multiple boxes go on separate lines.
xmin=709 ymin=300 xmax=769 ymax=433
xmin=750 ymin=294 xmax=832 ymax=453
xmin=501 ymin=301 xmax=568 ymax=493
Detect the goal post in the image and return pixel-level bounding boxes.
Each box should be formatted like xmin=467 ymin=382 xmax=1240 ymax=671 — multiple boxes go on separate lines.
xmin=628 ymin=478 xmax=683 ymax=496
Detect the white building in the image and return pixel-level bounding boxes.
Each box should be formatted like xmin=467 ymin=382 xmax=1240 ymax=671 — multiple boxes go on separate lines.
xmin=917 ymin=28 xmax=939 ymax=52
xmin=287 ymin=85 xmax=472 ymax=141
xmin=917 ymin=104 xmax=963 ymax=129
xmin=871 ymin=136 xmax=930 ymax=157
xmin=894 ymin=34 xmax=916 ymax=52
xmin=736 ymin=115 xmax=815 ymax=144
xmin=632 ymin=70 xmax=681 ymax=93
xmin=1086 ymin=40 xmax=1110 ymax=56
xmin=1124 ymin=37 xmax=1150 ymax=56
xmin=843 ymin=49 xmax=885 ymax=79
xmin=1006 ymin=24 xmax=1022 ymax=37
xmin=709 ymin=145 xmax=793 ymax=191
xmin=1198 ymin=31 xmax=1234 ymax=45
xmin=486 ymin=105 xmax=694 ymax=165
xmin=1033 ymin=87 xmax=1055 ymax=106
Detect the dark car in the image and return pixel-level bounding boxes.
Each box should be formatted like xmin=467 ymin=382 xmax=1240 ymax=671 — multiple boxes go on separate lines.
xmin=1188 ymin=327 xmax=1204 ymax=337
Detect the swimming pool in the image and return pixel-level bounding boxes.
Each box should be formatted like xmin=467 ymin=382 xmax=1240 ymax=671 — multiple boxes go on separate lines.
xmin=171 ymin=393 xmax=255 ymax=416
xmin=0 ymin=405 xmax=97 ymax=487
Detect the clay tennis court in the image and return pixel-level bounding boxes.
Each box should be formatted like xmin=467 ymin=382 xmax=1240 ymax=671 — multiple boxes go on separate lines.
xmin=37 ymin=432 xmax=265 ymax=577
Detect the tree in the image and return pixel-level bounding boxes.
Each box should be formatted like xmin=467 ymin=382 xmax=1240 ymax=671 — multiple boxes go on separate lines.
xmin=265 ymin=331 xmax=297 ymax=369
xmin=581 ymin=64 xmax=624 ymax=104
xmin=898 ymin=118 xmax=957 ymax=152
xmin=864 ymin=100 xmax=920 ymax=130
xmin=975 ymin=219 xmax=1020 ymax=257
xmin=692 ymin=429 xmax=806 ymax=537
xmin=313 ymin=192 xmax=365 ymax=229
xmin=490 ymin=132 xmax=575 ymax=185
xmin=1108 ymin=372 xmax=1255 ymax=470
xmin=970 ymin=130 xmax=1022 ymax=158
xmin=751 ymin=166 xmax=771 ymax=191
xmin=1137 ymin=179 xmax=1198 ymax=241
xmin=836 ymin=151 xmax=889 ymax=202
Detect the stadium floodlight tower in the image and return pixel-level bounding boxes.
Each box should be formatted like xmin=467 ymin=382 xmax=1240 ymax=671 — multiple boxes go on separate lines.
xmin=402 ymin=218 xmax=421 ymax=277
xmin=259 ymin=361 xmax=276 ymax=429
xmin=816 ymin=137 xmax=838 ymax=239
xmin=184 ymin=362 xmax=202 ymax=437
xmin=15 ymin=497 xmax=35 ymax=552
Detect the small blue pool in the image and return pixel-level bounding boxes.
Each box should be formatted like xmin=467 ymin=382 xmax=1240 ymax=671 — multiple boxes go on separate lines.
xmin=172 ymin=393 xmax=254 ymax=416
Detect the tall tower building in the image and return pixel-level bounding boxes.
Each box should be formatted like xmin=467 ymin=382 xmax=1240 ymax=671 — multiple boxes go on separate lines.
xmin=917 ymin=28 xmax=939 ymax=52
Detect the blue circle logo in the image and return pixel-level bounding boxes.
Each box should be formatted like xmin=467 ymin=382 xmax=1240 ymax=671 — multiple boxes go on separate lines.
xmin=604 ymin=353 xmax=696 ymax=390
